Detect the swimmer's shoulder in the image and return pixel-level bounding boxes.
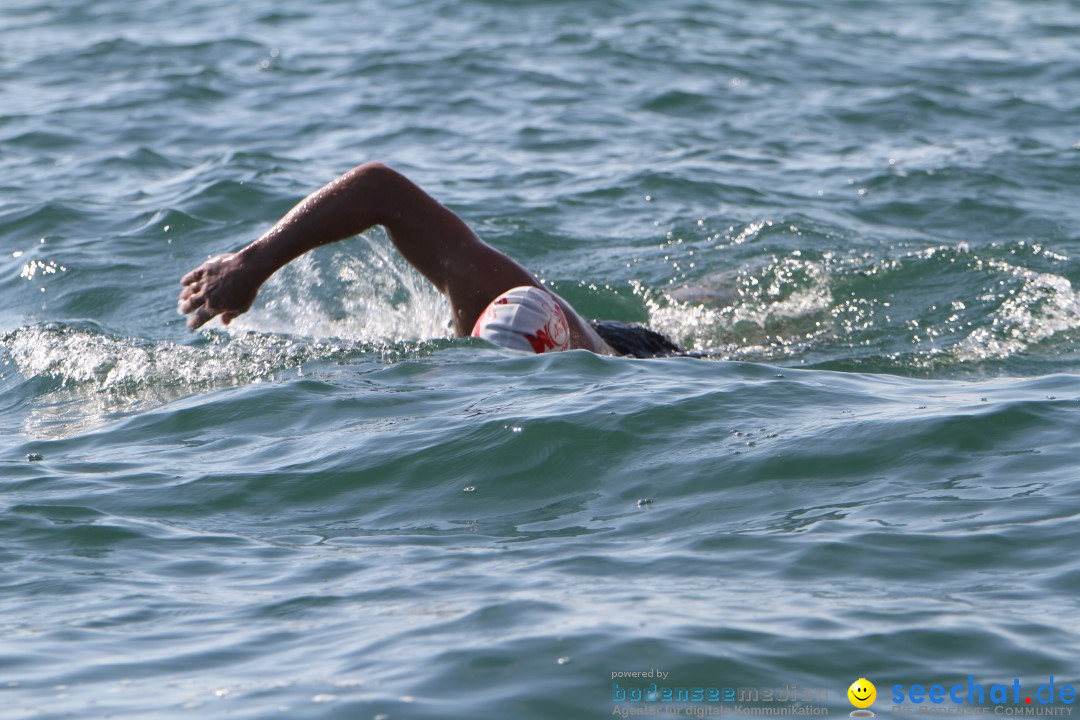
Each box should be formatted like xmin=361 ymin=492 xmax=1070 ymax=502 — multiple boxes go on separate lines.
xmin=590 ymin=320 xmax=682 ymax=358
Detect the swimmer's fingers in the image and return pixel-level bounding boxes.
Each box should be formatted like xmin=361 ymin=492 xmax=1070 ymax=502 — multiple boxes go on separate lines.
xmin=180 ymin=291 xmax=229 ymax=329
xmin=180 ymin=266 xmax=204 ymax=287
xmin=178 ymin=287 xmax=205 ymax=314
xmin=186 ymin=304 xmax=218 ymax=330
xmin=178 ymin=266 xmax=206 ymax=312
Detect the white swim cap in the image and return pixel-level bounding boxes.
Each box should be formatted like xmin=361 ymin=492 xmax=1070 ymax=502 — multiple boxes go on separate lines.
xmin=471 ymin=285 xmax=571 ymax=353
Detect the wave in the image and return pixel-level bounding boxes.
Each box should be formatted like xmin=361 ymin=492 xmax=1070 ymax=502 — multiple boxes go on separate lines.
xmin=1 ymin=323 xmax=347 ymax=438
xmin=640 ymin=238 xmax=1078 ymax=372
xmin=1 ymin=234 xmax=455 ymax=438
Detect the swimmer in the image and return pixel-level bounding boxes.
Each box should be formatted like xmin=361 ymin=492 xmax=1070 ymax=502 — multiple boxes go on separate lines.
xmin=178 ymin=162 xmax=679 ymax=357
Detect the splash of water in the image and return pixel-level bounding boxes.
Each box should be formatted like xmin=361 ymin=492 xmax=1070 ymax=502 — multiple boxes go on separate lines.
xmin=640 ymin=252 xmax=835 ymax=357
xmin=4 ymin=232 xmax=456 ymax=437
xmin=224 ymin=230 xmax=452 ymax=342
xmin=638 ymin=242 xmax=1078 ymax=369
xmin=952 ymin=258 xmax=1080 ymax=363
xmin=2 ymin=324 xmax=357 ymax=437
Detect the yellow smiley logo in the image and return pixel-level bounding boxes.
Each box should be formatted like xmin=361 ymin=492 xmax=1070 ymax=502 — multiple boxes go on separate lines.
xmin=848 ymin=678 xmax=877 ymax=709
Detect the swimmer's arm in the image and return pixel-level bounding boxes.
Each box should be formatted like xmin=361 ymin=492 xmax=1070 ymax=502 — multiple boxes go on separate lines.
xmin=179 ymin=162 xmax=485 ymax=330
xmin=234 ymin=162 xmax=424 ymax=282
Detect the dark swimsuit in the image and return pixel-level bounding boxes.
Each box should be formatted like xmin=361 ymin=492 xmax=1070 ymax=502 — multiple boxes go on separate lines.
xmin=591 ymin=321 xmax=682 ymax=358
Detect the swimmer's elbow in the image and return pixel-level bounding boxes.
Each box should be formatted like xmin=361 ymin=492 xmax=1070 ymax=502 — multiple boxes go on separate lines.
xmin=338 ymin=162 xmax=411 ymax=203
xmin=347 ymin=161 xmax=399 ymax=182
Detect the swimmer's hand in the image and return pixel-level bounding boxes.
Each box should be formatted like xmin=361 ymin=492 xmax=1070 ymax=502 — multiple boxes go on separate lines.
xmin=178 ymin=252 xmax=262 ymax=330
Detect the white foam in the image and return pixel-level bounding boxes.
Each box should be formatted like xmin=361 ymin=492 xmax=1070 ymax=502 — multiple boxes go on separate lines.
xmin=952 ymin=259 xmax=1080 ymax=362
xmin=640 ymin=255 xmax=834 ymax=356
xmin=3 ymin=324 xmax=341 ymax=437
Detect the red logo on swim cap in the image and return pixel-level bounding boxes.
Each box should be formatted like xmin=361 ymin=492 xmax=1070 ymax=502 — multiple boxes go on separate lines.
xmin=525 ymin=328 xmax=557 ymax=353
xmin=525 ymin=302 xmax=569 ymax=353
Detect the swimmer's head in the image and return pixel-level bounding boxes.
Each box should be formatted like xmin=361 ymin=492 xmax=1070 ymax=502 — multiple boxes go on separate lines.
xmin=471 ymin=285 xmax=571 ymax=354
